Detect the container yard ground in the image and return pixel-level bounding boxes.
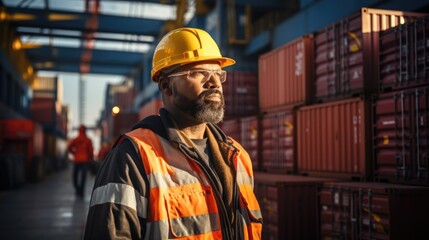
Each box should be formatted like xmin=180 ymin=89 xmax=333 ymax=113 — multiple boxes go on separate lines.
xmin=0 ymin=165 xmax=94 ymax=240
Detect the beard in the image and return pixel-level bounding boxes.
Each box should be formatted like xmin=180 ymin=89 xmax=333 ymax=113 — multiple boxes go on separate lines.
xmin=172 ymin=85 xmax=225 ymax=124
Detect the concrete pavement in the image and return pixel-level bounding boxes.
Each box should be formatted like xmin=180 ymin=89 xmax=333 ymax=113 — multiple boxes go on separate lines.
xmin=0 ymin=165 xmax=95 ymax=240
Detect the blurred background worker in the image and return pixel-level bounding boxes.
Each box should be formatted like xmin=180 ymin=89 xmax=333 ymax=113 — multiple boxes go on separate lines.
xmin=84 ymin=28 xmax=262 ymax=239
xmin=68 ymin=124 xmax=94 ymax=197
xmin=97 ymin=141 xmax=111 ymax=161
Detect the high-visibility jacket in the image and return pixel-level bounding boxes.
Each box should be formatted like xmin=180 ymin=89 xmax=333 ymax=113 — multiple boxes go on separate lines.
xmin=125 ymin=128 xmax=262 ymax=239
xmin=68 ymin=134 xmax=93 ymax=163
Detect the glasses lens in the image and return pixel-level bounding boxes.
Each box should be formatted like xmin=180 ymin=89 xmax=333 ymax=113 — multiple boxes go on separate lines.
xmin=188 ymin=70 xmax=226 ymax=83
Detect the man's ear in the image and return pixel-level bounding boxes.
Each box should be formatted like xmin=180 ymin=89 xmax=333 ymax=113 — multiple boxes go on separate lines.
xmin=159 ymin=78 xmax=172 ymax=96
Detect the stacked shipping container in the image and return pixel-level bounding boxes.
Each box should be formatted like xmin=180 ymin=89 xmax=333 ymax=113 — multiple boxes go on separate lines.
xmin=297 ymin=98 xmax=372 ymax=179
xmin=379 ymin=16 xmax=429 ymax=91
xmin=313 ymin=8 xmax=425 ymax=102
xmin=261 ymin=109 xmax=296 ymax=173
xmin=251 ymin=7 xmax=429 ymax=240
xmin=254 ymin=172 xmax=335 ymax=240
xmin=258 ymin=35 xmax=314 ymax=111
xmin=319 ymin=182 xmax=429 ymax=239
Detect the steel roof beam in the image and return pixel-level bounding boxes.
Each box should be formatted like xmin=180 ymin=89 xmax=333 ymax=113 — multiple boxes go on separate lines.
xmin=16 ymin=30 xmax=153 ymax=44
xmin=5 ymin=6 xmax=166 ymax=35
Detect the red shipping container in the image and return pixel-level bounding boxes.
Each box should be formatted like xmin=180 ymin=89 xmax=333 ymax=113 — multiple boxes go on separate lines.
xmin=240 ymin=115 xmax=260 ymax=170
xmin=138 ymin=97 xmax=163 ymax=119
xmin=113 ymin=112 xmax=138 ymax=140
xmin=30 ymin=97 xmax=56 ymax=126
xmin=0 ymin=119 xmax=44 ymax=179
xmin=254 ymin=172 xmax=335 ymax=240
xmin=115 ymin=88 xmax=135 ymax=111
xmin=223 ymin=70 xmax=259 ymax=118
xmin=261 ymin=109 xmax=296 ymax=173
xmin=258 ymin=35 xmax=313 ymax=111
xmin=379 ymin=16 xmax=429 ymax=91
xmin=297 ymin=98 xmax=372 ymax=179
xmin=314 ymin=8 xmax=424 ymax=102
xmin=319 ymin=182 xmax=429 ymax=240
xmin=372 ymin=86 xmax=429 ymax=185
xmin=219 ymin=118 xmax=241 ymax=143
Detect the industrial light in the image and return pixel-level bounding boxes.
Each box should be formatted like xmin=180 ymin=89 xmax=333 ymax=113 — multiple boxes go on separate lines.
xmin=112 ymin=106 xmax=120 ymax=115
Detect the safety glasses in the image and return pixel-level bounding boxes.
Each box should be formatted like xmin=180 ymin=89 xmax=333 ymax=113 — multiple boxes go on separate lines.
xmin=168 ymin=69 xmax=227 ymax=83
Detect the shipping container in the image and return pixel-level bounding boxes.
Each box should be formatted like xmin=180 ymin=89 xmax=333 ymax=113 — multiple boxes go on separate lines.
xmin=372 ymin=86 xmax=429 ymax=185
xmin=379 ymin=16 xmax=429 ymax=91
xmin=297 ymin=98 xmax=372 ymax=179
xmin=219 ymin=118 xmax=241 ymax=143
xmin=223 ymin=70 xmax=259 ymax=118
xmin=32 ymin=76 xmax=62 ymax=102
xmin=30 ymin=97 xmax=57 ymax=126
xmin=138 ymin=97 xmax=163 ymax=119
xmin=240 ymin=115 xmax=260 ymax=170
xmin=314 ymin=8 xmax=425 ymax=102
xmin=43 ymin=133 xmax=68 ymax=174
xmin=0 ymin=119 xmax=44 ymax=184
xmin=258 ymin=35 xmax=314 ymax=111
xmin=113 ymin=112 xmax=139 ymax=140
xmin=319 ymin=182 xmax=429 ymax=240
xmin=254 ymin=172 xmax=335 ymax=240
xmin=261 ymin=109 xmax=296 ymax=173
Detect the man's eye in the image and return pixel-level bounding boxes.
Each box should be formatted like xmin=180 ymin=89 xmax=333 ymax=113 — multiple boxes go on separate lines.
xmin=189 ymin=70 xmax=206 ymax=77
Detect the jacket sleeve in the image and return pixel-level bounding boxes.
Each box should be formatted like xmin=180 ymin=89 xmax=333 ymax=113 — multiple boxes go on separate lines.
xmin=84 ymin=138 xmax=148 ymax=239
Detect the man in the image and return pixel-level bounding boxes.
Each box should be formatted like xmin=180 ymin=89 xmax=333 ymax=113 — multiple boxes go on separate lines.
xmin=84 ymin=28 xmax=262 ymax=239
xmin=68 ymin=124 xmax=93 ymax=197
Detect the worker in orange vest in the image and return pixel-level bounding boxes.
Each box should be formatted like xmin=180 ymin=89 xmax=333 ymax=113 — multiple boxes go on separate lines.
xmin=84 ymin=28 xmax=262 ymax=239
xmin=68 ymin=124 xmax=93 ymax=197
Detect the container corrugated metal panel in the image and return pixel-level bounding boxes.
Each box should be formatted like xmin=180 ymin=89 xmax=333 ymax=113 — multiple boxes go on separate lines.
xmin=261 ymin=109 xmax=296 ymax=173
xmin=43 ymin=133 xmax=67 ymax=173
xmin=314 ymin=8 xmax=425 ymax=102
xmin=30 ymin=97 xmax=56 ymax=126
xmin=379 ymin=16 xmax=429 ymax=91
xmin=240 ymin=116 xmax=260 ymax=171
xmin=115 ymin=89 xmax=135 ymax=111
xmin=258 ymin=35 xmax=313 ymax=111
xmin=319 ymin=182 xmax=429 ymax=240
xmin=297 ymin=98 xmax=371 ymax=179
xmin=0 ymin=119 xmax=44 ymax=180
xmin=138 ymin=98 xmax=163 ymax=119
xmin=254 ymin=172 xmax=335 ymax=240
xmin=219 ymin=119 xmax=241 ymax=143
xmin=113 ymin=112 xmax=138 ymax=139
xmin=223 ymin=71 xmax=259 ymax=118
xmin=372 ymin=86 xmax=429 ymax=185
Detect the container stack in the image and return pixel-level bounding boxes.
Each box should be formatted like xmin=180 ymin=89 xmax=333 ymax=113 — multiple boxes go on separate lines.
xmin=218 ymin=7 xmax=429 ymax=240
xmin=373 ymin=15 xmax=429 ymax=185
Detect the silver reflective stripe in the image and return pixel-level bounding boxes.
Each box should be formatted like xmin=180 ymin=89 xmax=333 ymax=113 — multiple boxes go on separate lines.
xmin=250 ymin=209 xmax=263 ymax=220
xmin=144 ymin=213 xmax=220 ymax=239
xmin=170 ymin=213 xmax=220 ymax=237
xmin=240 ymin=206 xmax=263 ymax=227
xmin=90 ymin=183 xmax=147 ymax=218
xmin=147 ymin=167 xmax=201 ymax=189
xmin=236 ymin=159 xmax=253 ymax=187
xmin=144 ymin=220 xmax=169 ymax=240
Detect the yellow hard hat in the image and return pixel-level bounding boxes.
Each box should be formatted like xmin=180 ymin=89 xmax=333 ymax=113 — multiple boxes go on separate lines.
xmin=151 ymin=28 xmax=236 ymax=82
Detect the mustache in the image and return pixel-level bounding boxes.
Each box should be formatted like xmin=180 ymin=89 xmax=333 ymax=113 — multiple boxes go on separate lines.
xmin=199 ymin=89 xmax=223 ymax=99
